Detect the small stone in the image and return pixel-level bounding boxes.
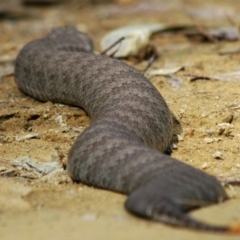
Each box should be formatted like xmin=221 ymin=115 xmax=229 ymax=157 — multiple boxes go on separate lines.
xmin=172 ymin=143 xmax=178 ymax=149
xmin=43 ymin=113 xmax=49 ymax=119
xmin=201 ymin=162 xmax=209 ymax=169
xmin=55 ymin=115 xmax=67 ymax=128
xmin=0 ymin=166 xmax=7 ymax=172
xmin=213 ymin=151 xmax=223 ymax=160
xmin=204 ymin=137 xmax=214 ymax=143
xmin=177 ymin=135 xmax=184 ymax=141
xmin=82 ymin=213 xmax=97 ymax=221
xmin=217 ymin=123 xmax=234 ymax=136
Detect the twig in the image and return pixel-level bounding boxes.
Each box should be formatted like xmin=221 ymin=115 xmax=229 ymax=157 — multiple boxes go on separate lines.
xmin=143 ymin=53 xmax=156 ymax=73
xmin=25 ymin=162 xmax=43 ymax=174
xmin=101 ymin=36 xmax=125 ymax=55
xmin=183 ymin=72 xmax=212 ymax=81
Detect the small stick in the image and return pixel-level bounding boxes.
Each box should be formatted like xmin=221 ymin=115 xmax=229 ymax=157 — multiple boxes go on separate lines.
xmin=143 ymin=53 xmax=156 ymax=74
xmin=183 ymin=72 xmax=212 ymax=81
xmin=101 ymin=36 xmax=125 ymax=55
xmin=25 ymin=162 xmax=43 ymax=174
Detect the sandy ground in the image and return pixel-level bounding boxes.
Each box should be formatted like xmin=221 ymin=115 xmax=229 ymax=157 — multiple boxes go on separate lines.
xmin=0 ymin=0 xmax=240 ymax=239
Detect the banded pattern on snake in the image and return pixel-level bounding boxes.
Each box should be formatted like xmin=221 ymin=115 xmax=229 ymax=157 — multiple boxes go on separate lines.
xmin=14 ymin=27 xmax=240 ymax=233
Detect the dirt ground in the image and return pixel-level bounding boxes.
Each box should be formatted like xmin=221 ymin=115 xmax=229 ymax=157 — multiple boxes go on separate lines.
xmin=0 ymin=0 xmax=240 ymax=239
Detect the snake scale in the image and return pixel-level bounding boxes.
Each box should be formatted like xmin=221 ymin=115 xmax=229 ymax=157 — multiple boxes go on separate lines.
xmin=14 ymin=27 xmax=240 ymax=233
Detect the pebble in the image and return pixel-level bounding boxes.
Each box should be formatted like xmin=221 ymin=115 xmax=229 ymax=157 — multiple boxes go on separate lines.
xmin=201 ymin=162 xmax=209 ymax=169
xmin=213 ymin=151 xmax=223 ymax=160
xmin=217 ymin=122 xmax=234 ymax=136
xmin=82 ymin=213 xmax=97 ymax=221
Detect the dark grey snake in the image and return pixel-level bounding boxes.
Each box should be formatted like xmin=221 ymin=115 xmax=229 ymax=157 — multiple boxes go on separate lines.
xmin=14 ymin=27 xmax=240 ymax=233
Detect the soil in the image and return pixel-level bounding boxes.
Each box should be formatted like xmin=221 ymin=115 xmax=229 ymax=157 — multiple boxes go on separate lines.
xmin=0 ymin=0 xmax=240 ymax=239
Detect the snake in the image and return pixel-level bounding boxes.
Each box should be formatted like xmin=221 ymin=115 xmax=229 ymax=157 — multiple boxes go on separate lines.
xmin=14 ymin=26 xmax=240 ymax=233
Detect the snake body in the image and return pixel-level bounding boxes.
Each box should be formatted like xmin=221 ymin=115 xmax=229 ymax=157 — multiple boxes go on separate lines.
xmin=14 ymin=27 xmax=232 ymax=232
